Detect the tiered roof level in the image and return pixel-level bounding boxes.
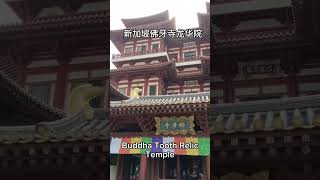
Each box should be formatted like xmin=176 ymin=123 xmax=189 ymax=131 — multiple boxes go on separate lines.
xmin=111 ymin=8 xmax=210 ymax=97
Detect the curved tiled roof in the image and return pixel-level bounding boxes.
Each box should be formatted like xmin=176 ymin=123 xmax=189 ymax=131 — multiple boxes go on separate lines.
xmin=0 ymin=56 xmax=16 ymax=80
xmin=111 ymin=91 xmax=210 ymax=108
xmin=111 ymin=62 xmax=175 ymax=76
xmin=0 ymin=10 xmax=108 ymax=34
xmin=214 ymin=28 xmax=296 ymax=47
xmin=121 ymin=10 xmax=169 ymax=28
xmin=110 ymin=85 xmax=129 ymax=101
xmin=0 ymin=109 xmax=108 ymax=144
xmin=0 ymin=71 xmax=65 ymax=124
xmin=0 ymin=1 xmax=21 ymax=25
xmin=210 ymin=95 xmax=320 ymax=134
xmin=110 ymin=18 xmax=176 ymax=51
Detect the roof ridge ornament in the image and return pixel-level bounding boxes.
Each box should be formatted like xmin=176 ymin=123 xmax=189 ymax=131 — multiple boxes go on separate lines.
xmin=67 ymin=84 xmax=104 ymax=119
xmin=131 ymin=87 xmax=142 ymax=99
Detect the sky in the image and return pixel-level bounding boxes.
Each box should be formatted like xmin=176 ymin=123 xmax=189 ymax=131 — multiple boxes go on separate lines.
xmin=110 ymin=0 xmax=209 ymax=69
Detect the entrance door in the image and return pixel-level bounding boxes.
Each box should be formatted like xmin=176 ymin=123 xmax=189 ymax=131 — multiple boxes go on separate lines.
xmin=158 ymin=156 xmax=206 ymax=180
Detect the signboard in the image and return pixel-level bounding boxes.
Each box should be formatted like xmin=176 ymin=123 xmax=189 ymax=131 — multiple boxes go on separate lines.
xmin=184 ymin=80 xmax=198 ymax=86
xmin=239 ymin=60 xmax=282 ymax=75
xmin=155 ymin=116 xmax=196 ymax=135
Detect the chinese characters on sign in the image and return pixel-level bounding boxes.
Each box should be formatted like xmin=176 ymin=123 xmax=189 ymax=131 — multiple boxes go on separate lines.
xmin=184 ymin=80 xmax=198 ymax=86
xmin=155 ymin=116 xmax=196 ymax=135
xmin=123 ymin=29 xmax=203 ymax=38
xmin=239 ymin=60 xmax=283 ymax=75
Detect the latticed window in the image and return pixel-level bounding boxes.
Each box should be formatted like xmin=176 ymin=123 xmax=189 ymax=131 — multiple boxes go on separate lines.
xmin=118 ymin=87 xmax=127 ymax=95
xmin=70 ymin=80 xmax=104 ymax=108
xmin=124 ymin=47 xmax=133 ymax=55
xmin=202 ymin=49 xmax=210 ymax=56
xmin=152 ymin=43 xmax=160 ymax=52
xmin=169 ymin=53 xmax=179 ymax=62
xmin=183 ymin=42 xmax=195 ymax=48
xmin=183 ymin=51 xmax=196 ymax=61
xmin=149 ymin=85 xmax=157 ymax=95
xmin=136 ymin=45 xmax=147 ymax=54
xmin=29 ymin=83 xmax=51 ymax=104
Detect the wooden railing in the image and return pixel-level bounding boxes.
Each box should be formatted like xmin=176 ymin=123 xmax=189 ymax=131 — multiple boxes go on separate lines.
xmin=172 ymin=55 xmax=209 ymax=62
xmin=112 ymin=49 xmax=166 ymax=59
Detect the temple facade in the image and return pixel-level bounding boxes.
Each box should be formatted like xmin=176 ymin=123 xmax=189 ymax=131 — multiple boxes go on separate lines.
xmin=110 ymin=9 xmax=210 ymax=97
xmin=0 ymin=0 xmax=108 ymax=179
xmin=210 ymin=0 xmax=320 ymax=179
xmin=110 ymin=3 xmax=211 ymax=180
xmin=0 ymin=0 xmax=108 ymax=110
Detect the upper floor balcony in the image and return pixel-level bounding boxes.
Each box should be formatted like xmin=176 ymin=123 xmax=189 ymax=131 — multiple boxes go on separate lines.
xmin=173 ymin=55 xmax=209 ymax=67
xmin=112 ymin=49 xmax=169 ymax=63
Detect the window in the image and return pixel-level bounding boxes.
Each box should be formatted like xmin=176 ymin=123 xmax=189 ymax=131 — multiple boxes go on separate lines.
xmin=152 ymin=43 xmax=160 ymax=52
xmin=169 ymin=53 xmax=178 ymax=61
xmin=124 ymin=47 xmax=133 ymax=55
xmin=183 ymin=42 xmax=196 ymax=48
xmin=137 ymin=45 xmax=147 ymax=54
xmin=149 ymin=85 xmax=157 ymax=95
xmin=118 ymin=87 xmax=127 ymax=95
xmin=29 ymin=83 xmax=51 ymax=104
xmin=202 ymin=49 xmax=210 ymax=56
xmin=121 ymin=155 xmax=140 ymax=179
xmin=183 ymin=51 xmax=196 ymax=61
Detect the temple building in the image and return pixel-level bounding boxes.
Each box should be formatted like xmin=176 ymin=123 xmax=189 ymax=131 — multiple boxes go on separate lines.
xmin=0 ymin=0 xmax=108 ymax=179
xmin=0 ymin=0 xmax=108 ymax=110
xmin=110 ymin=4 xmax=211 ymax=180
xmin=210 ymin=0 xmax=320 ymax=179
xmin=110 ymin=9 xmax=210 ymax=97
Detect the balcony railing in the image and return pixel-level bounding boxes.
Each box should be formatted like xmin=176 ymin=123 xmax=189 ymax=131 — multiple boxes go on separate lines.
xmin=112 ymin=49 xmax=166 ymax=59
xmin=171 ymin=55 xmax=208 ymax=62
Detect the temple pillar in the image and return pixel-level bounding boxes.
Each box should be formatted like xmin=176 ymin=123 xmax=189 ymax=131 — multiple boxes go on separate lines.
xmin=206 ymin=156 xmax=210 ymax=180
xmin=180 ymin=82 xmax=184 ymax=94
xmin=16 ymin=63 xmax=26 ymax=87
xmin=199 ymin=80 xmax=204 ymax=92
xmin=282 ymin=52 xmax=300 ymax=97
xmin=115 ymin=155 xmax=124 ymax=180
xmin=139 ymin=155 xmax=147 ymax=180
xmin=158 ymin=80 xmax=162 ymax=95
xmin=303 ymin=161 xmax=312 ymax=179
xmin=179 ymin=47 xmax=183 ymax=62
xmin=177 ymin=156 xmax=181 ymax=179
xmin=104 ymin=79 xmax=109 ymax=109
xmin=53 ymin=62 xmax=68 ymax=109
xmin=148 ymin=38 xmax=152 ymax=53
xmin=292 ymin=0 xmax=311 ymax=40
xmin=222 ymin=73 xmax=233 ymax=103
xmin=144 ymin=77 xmax=149 ymax=96
xmin=127 ymin=79 xmax=132 ymax=96
xmin=153 ymin=158 xmax=159 ymax=180
xmin=287 ymin=72 xmax=297 ymax=97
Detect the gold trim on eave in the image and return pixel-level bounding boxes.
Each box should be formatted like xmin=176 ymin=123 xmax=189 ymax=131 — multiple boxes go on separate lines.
xmin=155 ymin=116 xmax=196 ymax=135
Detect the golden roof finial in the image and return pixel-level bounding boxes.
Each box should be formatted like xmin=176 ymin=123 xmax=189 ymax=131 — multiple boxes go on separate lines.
xmin=67 ymin=84 xmax=104 ymax=119
xmin=131 ymin=87 xmax=142 ymax=99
